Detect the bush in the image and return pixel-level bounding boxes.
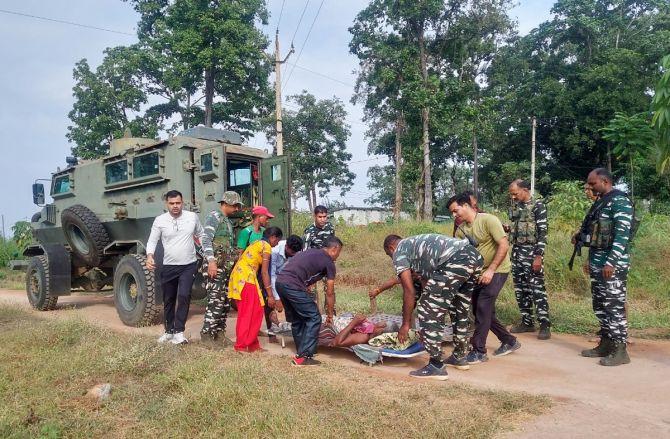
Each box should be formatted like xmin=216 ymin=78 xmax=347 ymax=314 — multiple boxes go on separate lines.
xmin=546 ymin=181 xmax=592 ymax=228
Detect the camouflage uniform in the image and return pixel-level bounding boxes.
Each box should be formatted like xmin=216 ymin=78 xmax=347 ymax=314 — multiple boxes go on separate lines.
xmin=509 ymin=198 xmax=550 ymax=326
xmin=303 ymin=222 xmax=335 ymax=250
xmin=393 ymin=234 xmax=484 ymax=362
xmin=587 ymin=192 xmax=633 ymax=344
xmin=303 ymin=221 xmax=336 ymax=310
xmin=200 ymin=210 xmax=238 ymax=337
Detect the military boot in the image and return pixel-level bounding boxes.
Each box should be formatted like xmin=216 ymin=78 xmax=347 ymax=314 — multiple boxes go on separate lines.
xmin=510 ymin=323 xmax=535 ymax=333
xmin=200 ymin=333 xmax=222 ymax=349
xmin=599 ymin=342 xmax=631 ymax=366
xmin=581 ymin=337 xmax=613 ymax=358
xmin=538 ymin=322 xmax=551 ymax=340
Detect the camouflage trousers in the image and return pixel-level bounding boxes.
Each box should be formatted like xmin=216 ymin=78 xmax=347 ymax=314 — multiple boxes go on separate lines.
xmin=590 ymin=263 xmax=628 ymax=343
xmin=200 ymin=261 xmax=233 ymax=337
xmin=511 ymin=245 xmax=550 ymax=326
xmin=417 ymin=246 xmax=483 ymax=361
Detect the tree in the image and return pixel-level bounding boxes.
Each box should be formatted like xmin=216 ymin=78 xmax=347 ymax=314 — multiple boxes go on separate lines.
xmin=485 ymin=0 xmax=670 ymax=193
xmin=66 ymin=47 xmax=160 ymax=159
xmin=652 ymin=54 xmax=670 ymax=174
xmin=601 ymin=112 xmax=656 ymax=199
xmin=128 ymin=0 xmax=272 ymax=131
xmin=11 ymin=221 xmax=32 ymax=252
xmin=68 ymin=0 xmax=273 ymax=159
xmin=280 ymin=92 xmax=355 ymax=211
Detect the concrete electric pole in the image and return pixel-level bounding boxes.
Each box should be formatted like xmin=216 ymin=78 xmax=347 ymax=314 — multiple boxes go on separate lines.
xmin=531 ymin=116 xmax=537 ymax=197
xmin=272 ymin=30 xmax=294 ymax=156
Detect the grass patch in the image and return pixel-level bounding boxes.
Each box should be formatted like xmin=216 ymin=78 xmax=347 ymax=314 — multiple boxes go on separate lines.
xmin=328 ymin=215 xmax=670 ymax=338
xmin=0 ymin=268 xmax=24 ymax=290
xmin=0 ymin=305 xmax=548 ymax=438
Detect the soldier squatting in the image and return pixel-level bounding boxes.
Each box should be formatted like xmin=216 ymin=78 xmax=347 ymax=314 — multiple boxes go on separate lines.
xmin=146 ymin=166 xmax=635 ymax=381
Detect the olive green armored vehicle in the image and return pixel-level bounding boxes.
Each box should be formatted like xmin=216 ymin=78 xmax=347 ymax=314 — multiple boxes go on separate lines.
xmin=25 ymin=127 xmax=290 ymax=326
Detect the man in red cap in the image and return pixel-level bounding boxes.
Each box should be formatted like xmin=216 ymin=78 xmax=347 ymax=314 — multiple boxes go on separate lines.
xmin=237 ymin=205 xmax=274 ymax=250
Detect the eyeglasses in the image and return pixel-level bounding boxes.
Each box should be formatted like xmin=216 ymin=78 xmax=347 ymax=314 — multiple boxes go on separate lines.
xmin=172 ymin=219 xmax=179 ymax=232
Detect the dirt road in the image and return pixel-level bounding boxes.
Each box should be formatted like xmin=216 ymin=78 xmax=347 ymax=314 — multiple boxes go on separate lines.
xmin=2 ymin=289 xmax=669 ymax=438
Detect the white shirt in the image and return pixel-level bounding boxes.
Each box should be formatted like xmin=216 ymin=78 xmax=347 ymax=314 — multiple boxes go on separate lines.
xmin=270 ymin=240 xmax=289 ymax=300
xmin=146 ymin=210 xmax=205 ymax=265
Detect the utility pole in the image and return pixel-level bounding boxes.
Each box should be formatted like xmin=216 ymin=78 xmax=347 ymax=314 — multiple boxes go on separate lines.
xmin=531 ymin=116 xmax=537 ymax=197
xmin=1 ymin=214 xmax=5 ymax=241
xmin=272 ymin=30 xmax=294 ymax=156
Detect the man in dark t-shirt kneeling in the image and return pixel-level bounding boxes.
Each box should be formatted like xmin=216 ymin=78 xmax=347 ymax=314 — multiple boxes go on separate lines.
xmin=276 ymin=236 xmax=343 ymax=366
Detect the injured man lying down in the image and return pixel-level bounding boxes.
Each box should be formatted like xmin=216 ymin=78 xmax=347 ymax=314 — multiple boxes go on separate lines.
xmin=319 ymin=314 xmax=388 ymax=348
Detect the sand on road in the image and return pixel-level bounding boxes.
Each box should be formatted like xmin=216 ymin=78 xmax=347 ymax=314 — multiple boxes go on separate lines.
xmin=2 ymin=288 xmax=669 ymax=438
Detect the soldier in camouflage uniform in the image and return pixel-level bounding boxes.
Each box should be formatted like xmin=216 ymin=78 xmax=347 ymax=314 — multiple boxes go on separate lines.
xmin=508 ymin=179 xmax=551 ymax=339
xmin=303 ymin=205 xmax=335 ymax=311
xmin=384 ymin=234 xmax=483 ymax=380
xmin=303 ymin=205 xmax=335 ymax=250
xmin=581 ymin=168 xmax=634 ymax=366
xmin=200 ymin=191 xmax=243 ymax=345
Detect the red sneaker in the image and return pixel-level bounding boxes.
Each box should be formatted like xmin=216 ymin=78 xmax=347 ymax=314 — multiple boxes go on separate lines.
xmin=291 ymin=355 xmax=305 ymax=366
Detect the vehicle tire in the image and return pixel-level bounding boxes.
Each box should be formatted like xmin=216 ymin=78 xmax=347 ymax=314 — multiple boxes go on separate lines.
xmin=61 ymin=205 xmax=110 ymax=267
xmin=31 ymin=212 xmax=41 ymax=223
xmin=113 ymin=254 xmax=160 ymax=327
xmin=26 ymin=255 xmax=58 ymax=311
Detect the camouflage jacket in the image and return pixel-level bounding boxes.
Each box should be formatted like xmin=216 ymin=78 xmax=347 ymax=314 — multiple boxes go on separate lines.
xmin=392 ymin=234 xmax=470 ymax=278
xmin=201 ymin=210 xmax=236 ymax=265
xmin=509 ymin=199 xmax=548 ymax=257
xmin=303 ymin=222 xmax=335 ymax=250
xmin=588 ymin=192 xmax=633 ymax=268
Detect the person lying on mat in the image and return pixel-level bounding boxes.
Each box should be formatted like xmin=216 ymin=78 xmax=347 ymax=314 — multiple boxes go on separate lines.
xmin=320 ymin=314 xmax=387 ymax=348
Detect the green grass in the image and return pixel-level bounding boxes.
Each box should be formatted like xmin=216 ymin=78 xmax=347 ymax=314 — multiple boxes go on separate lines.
xmin=327 ymin=214 xmax=670 ymax=338
xmin=0 ymin=305 xmax=548 ymax=438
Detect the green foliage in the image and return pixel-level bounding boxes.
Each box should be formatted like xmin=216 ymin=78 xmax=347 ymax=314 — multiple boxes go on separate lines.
xmin=69 ymin=0 xmax=272 ymax=159
xmin=652 ymin=54 xmax=670 ymax=173
xmin=280 ymin=91 xmax=355 ymax=208
xmin=546 ymin=181 xmax=592 ymax=227
xmin=485 ymin=0 xmax=670 ymax=194
xmin=11 ymin=221 xmax=32 ymax=253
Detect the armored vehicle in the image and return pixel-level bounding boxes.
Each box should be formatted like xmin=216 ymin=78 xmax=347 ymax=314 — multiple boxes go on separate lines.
xmin=25 ymin=127 xmax=290 ymax=326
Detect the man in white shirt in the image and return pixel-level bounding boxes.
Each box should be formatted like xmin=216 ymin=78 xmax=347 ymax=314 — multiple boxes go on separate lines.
xmin=268 ymin=235 xmax=304 ymax=339
xmin=146 ymin=190 xmax=205 ymax=344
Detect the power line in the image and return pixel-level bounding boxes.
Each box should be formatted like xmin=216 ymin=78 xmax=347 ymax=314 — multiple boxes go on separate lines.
xmin=286 ymin=62 xmax=355 ymax=88
xmin=0 ymin=8 xmax=135 ymax=36
xmin=284 ymin=0 xmax=325 ymax=88
xmin=275 ymin=0 xmax=286 ymax=31
xmin=290 ymin=0 xmax=311 ymax=44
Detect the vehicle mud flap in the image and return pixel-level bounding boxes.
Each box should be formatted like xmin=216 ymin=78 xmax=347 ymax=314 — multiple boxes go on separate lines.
xmin=43 ymin=243 xmax=71 ymax=295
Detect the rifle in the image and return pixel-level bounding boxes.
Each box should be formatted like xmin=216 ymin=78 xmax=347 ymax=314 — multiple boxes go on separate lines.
xmin=568 ymin=231 xmax=588 ymax=271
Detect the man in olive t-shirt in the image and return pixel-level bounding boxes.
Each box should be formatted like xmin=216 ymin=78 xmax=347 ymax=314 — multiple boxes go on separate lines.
xmin=449 ymin=193 xmax=520 ymax=364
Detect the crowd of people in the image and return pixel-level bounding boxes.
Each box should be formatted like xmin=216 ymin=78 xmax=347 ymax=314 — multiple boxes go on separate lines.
xmin=145 ymin=165 xmax=634 ymax=380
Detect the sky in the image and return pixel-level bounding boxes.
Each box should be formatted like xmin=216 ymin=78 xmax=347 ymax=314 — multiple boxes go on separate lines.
xmin=0 ymin=0 xmax=555 ymax=236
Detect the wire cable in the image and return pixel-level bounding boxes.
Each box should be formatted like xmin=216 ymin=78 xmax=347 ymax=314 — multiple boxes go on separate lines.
xmin=275 ymin=0 xmax=286 ymax=31
xmin=283 ymin=0 xmax=325 ymax=88
xmin=290 ymin=0 xmax=311 ymax=44
xmin=0 ymin=8 xmax=135 ymax=36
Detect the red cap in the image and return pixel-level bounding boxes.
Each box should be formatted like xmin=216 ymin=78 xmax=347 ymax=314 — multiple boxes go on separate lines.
xmin=252 ymin=205 xmax=275 ymax=218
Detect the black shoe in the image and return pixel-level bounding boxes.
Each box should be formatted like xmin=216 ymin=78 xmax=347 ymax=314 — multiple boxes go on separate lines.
xmin=510 ymin=323 xmax=535 ymax=333
xmin=581 ymin=337 xmax=613 ymax=358
xmin=292 ymin=355 xmax=322 ymax=367
xmin=445 ymin=354 xmax=470 ymax=370
xmin=599 ymin=342 xmax=630 ymax=366
xmin=538 ymin=323 xmax=551 ymax=340
xmin=409 ymin=363 xmax=449 ymax=381
xmin=493 ymin=340 xmax=521 ymax=357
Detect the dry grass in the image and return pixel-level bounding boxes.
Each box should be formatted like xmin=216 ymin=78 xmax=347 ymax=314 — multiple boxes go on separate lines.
xmin=0 ymin=305 xmax=548 ymax=438
xmin=0 ymin=268 xmax=25 ymax=290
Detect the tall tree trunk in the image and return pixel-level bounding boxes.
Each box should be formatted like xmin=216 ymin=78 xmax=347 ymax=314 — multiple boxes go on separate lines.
xmin=204 ymin=67 xmax=214 ymax=127
xmin=416 ymin=162 xmax=425 ymax=221
xmin=311 ymin=186 xmax=317 ymax=211
xmin=307 ymin=186 xmax=314 ymax=213
xmin=473 ymin=129 xmax=479 ymax=198
xmin=607 ymin=144 xmax=612 ymax=173
xmin=418 ymin=26 xmax=432 ymax=221
xmin=394 ymin=113 xmax=404 ymax=221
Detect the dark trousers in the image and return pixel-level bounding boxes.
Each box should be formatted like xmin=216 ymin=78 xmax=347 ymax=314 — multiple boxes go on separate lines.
xmin=470 ymin=272 xmax=516 ymax=354
xmin=161 ymin=262 xmax=197 ymax=333
xmin=276 ymin=282 xmax=321 ymax=358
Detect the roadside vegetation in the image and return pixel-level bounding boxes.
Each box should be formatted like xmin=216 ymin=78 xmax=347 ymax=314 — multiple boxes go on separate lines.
xmin=0 ymin=305 xmax=547 ymax=438
xmin=294 ymin=200 xmax=670 ymax=339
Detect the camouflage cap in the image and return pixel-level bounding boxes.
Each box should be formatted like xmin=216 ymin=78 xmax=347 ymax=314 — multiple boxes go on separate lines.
xmin=220 ymin=191 xmax=243 ymax=206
